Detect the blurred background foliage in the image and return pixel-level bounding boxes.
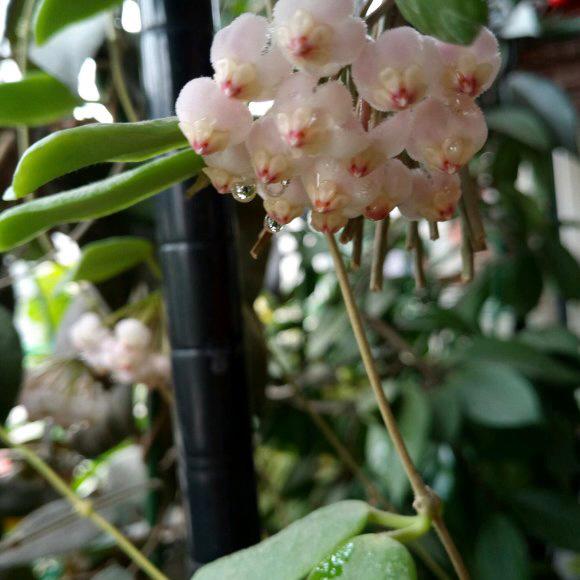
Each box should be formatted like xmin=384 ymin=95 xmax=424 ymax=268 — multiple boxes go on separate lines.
xmin=0 ymin=0 xmax=578 ymax=578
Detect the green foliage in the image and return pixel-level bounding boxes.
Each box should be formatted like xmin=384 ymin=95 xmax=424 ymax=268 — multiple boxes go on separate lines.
xmin=11 ymin=118 xmax=187 ymax=198
xmin=538 ymin=237 xmax=580 ymax=300
xmin=70 ymin=237 xmax=154 ymax=283
xmin=192 ymin=501 xmax=371 ymax=580
xmin=447 ymin=362 xmax=541 ymax=427
xmin=395 ymin=0 xmax=488 ymax=44
xmin=34 ymin=0 xmax=123 ymax=45
xmin=0 ymin=150 xmax=202 ymax=251
xmin=475 ymin=515 xmax=530 ymax=580
xmin=0 ymin=306 xmax=23 ymax=423
xmin=308 ymin=534 xmax=416 ymax=580
xmin=0 ymin=73 xmax=80 ymax=127
xmin=500 ymin=72 xmax=579 ymax=154
xmin=485 ymin=107 xmax=552 ymax=151
xmin=510 ymin=490 xmax=580 ymax=551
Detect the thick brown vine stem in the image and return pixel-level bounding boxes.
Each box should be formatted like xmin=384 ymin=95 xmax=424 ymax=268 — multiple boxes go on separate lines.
xmin=250 ymin=227 xmax=272 ymax=259
xmin=326 ymin=232 xmax=470 ymax=580
xmin=370 ymin=217 xmax=390 ymax=292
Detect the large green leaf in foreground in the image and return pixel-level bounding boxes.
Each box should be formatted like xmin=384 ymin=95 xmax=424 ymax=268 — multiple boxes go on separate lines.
xmin=11 ymin=118 xmax=187 ymax=198
xmin=0 ymin=150 xmax=202 ymax=251
xmin=192 ymin=501 xmax=371 ymax=580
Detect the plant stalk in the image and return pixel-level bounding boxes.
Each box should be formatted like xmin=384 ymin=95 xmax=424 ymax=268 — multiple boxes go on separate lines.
xmin=0 ymin=426 xmax=168 ymax=580
xmin=325 ymin=232 xmax=470 ymax=580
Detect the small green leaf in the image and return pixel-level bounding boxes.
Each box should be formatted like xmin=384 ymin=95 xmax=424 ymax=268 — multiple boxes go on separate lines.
xmin=449 ymin=362 xmax=541 ymax=427
xmin=11 ymin=118 xmax=187 ymax=198
xmin=366 ymin=383 xmax=431 ymax=505
xmin=0 ymin=72 xmax=80 ymax=127
xmin=510 ymin=489 xmax=580 ymax=551
xmin=395 ymin=0 xmax=488 ymax=44
xmin=0 ymin=150 xmax=202 ymax=251
xmin=70 ymin=237 xmax=154 ymax=283
xmin=34 ymin=0 xmax=123 ymax=45
xmin=500 ymin=72 xmax=578 ymax=154
xmin=308 ymin=534 xmax=417 ymax=580
xmin=0 ymin=306 xmax=23 ymax=423
xmin=486 ymin=107 xmax=553 ymax=151
xmin=459 ymin=337 xmax=579 ymax=386
xmin=475 ymin=515 xmax=530 ymax=580
xmin=192 ymin=501 xmax=371 ymax=580
xmin=538 ymin=237 xmax=580 ymax=300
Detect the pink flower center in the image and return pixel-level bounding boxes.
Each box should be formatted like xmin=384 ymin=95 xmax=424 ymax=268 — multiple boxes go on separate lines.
xmin=289 ymin=35 xmax=314 ymax=57
xmin=349 ymin=162 xmax=369 ymax=178
xmin=286 ymin=129 xmax=306 ymax=147
xmin=438 ymin=203 xmax=455 ymax=220
xmin=219 ymin=80 xmax=242 ymax=98
xmin=442 ymin=160 xmax=460 ymax=174
xmin=390 ymin=88 xmax=414 ymax=110
xmin=364 ymin=204 xmax=390 ymax=221
xmin=193 ymin=140 xmax=211 ymax=155
xmin=456 ymin=74 xmax=478 ymax=96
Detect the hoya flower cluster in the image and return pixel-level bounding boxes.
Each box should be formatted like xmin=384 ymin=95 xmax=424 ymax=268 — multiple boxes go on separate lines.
xmin=70 ymin=313 xmax=170 ymax=388
xmin=176 ymin=0 xmax=500 ymax=235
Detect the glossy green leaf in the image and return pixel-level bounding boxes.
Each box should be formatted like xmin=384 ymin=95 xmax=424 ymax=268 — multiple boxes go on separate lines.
xmin=475 ymin=515 xmax=530 ymax=580
xmin=0 ymin=306 xmax=23 ymax=423
xmin=486 ymin=107 xmax=553 ymax=151
xmin=0 ymin=150 xmax=202 ymax=251
xmin=308 ymin=534 xmax=416 ymax=580
xmin=34 ymin=0 xmax=122 ymax=45
xmin=0 ymin=72 xmax=80 ymax=127
xmin=70 ymin=237 xmax=154 ymax=283
xmin=11 ymin=118 xmax=187 ymax=198
xmin=192 ymin=501 xmax=371 ymax=580
xmin=538 ymin=237 xmax=580 ymax=300
xmin=395 ymin=0 xmax=488 ymax=44
xmin=459 ymin=337 xmax=579 ymax=386
xmin=511 ymin=490 xmax=580 ymax=551
xmin=518 ymin=327 xmax=580 ymax=360
xmin=367 ymin=383 xmax=431 ymax=505
xmin=500 ymin=72 xmax=578 ymax=154
xmin=449 ymin=362 xmax=541 ymax=427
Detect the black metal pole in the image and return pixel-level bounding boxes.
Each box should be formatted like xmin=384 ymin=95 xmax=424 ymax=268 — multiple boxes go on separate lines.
xmin=138 ymin=0 xmax=261 ymax=571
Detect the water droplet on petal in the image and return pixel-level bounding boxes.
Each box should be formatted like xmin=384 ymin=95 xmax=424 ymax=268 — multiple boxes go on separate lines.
xmin=232 ymin=182 xmax=257 ymax=203
xmin=264 ymin=215 xmax=284 ymax=233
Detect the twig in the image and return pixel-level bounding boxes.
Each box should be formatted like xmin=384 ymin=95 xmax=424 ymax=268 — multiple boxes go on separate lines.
xmin=0 ymin=425 xmax=168 ymax=580
xmin=460 ymin=219 xmax=474 ymax=283
xmin=325 ymin=233 xmax=470 ymax=580
xmin=351 ymin=216 xmax=364 ymax=270
xmin=250 ymin=227 xmax=272 ymax=259
xmin=409 ymin=222 xmax=426 ymax=290
xmin=339 ymin=218 xmax=358 ymax=244
xmin=107 ymin=15 xmax=139 ymax=123
xmin=370 ymin=217 xmax=390 ymax=292
xmin=429 ymin=222 xmax=440 ymax=241
xmin=459 ymin=169 xmax=486 ymax=252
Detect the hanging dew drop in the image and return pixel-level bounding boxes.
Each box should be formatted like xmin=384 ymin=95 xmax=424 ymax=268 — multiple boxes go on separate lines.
xmin=232 ymin=182 xmax=257 ymax=203
xmin=264 ymin=215 xmax=284 ymax=233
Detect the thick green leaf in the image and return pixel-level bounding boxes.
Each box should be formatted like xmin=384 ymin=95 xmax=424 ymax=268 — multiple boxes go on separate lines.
xmin=518 ymin=327 xmax=580 ymax=360
xmin=0 ymin=306 xmax=23 ymax=423
xmin=475 ymin=515 xmax=530 ymax=580
xmin=485 ymin=107 xmax=553 ymax=151
xmin=538 ymin=237 xmax=580 ymax=300
xmin=0 ymin=150 xmax=202 ymax=251
xmin=501 ymin=72 xmax=578 ymax=154
xmin=70 ymin=237 xmax=154 ymax=283
xmin=0 ymin=72 xmax=80 ymax=127
xmin=459 ymin=337 xmax=579 ymax=386
xmin=11 ymin=118 xmax=187 ymax=198
xmin=510 ymin=490 xmax=580 ymax=551
xmin=308 ymin=534 xmax=416 ymax=580
xmin=192 ymin=501 xmax=371 ymax=580
xmin=34 ymin=0 xmax=122 ymax=45
xmin=395 ymin=0 xmax=488 ymax=44
xmin=449 ymin=362 xmax=541 ymax=427
xmin=366 ymin=383 xmax=431 ymax=505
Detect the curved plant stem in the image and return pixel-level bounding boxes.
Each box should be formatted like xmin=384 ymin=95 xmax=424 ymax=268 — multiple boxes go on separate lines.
xmin=325 ymin=232 xmax=470 ymax=580
xmin=107 ymin=15 xmax=139 ymax=123
xmin=0 ymin=425 xmax=168 ymax=580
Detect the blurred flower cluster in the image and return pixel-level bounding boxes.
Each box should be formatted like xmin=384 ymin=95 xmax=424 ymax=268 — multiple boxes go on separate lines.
xmin=175 ymin=0 xmax=500 ymax=234
xmin=70 ymin=313 xmax=170 ymax=388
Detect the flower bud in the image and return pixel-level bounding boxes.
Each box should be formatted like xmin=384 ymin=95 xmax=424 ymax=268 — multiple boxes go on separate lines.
xmin=273 ymin=0 xmax=366 ymax=78
xmin=428 ymin=27 xmax=500 ymax=102
xmin=352 ymin=27 xmax=429 ymax=112
xmin=203 ymin=145 xmax=253 ymax=193
xmin=310 ymin=209 xmax=348 ymax=233
xmin=399 ymin=170 xmax=461 ymax=222
xmin=406 ymin=98 xmax=487 ymax=174
xmin=363 ymin=159 xmax=413 ymax=220
xmin=176 ymin=77 xmax=252 ymax=155
xmin=70 ymin=313 xmax=109 ymax=352
xmin=115 ymin=318 xmax=151 ymax=350
xmin=259 ymin=179 xmax=308 ymax=225
xmin=211 ymin=14 xmax=292 ymax=100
